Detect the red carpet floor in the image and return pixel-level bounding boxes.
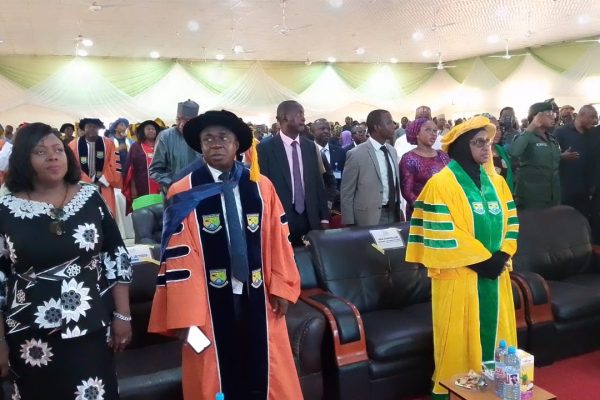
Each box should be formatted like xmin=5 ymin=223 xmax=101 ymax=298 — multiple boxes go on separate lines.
xmin=409 ymin=350 xmax=600 ymax=399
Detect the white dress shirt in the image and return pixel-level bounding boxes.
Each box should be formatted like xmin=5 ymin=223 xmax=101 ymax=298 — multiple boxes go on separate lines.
xmin=369 ymin=136 xmax=396 ymax=205
xmin=207 ymin=164 xmax=244 ymax=295
xmin=0 ymin=142 xmax=13 ymax=172
xmin=279 ymin=132 xmax=304 ymax=204
xmin=394 ymin=135 xmax=415 ymax=160
xmin=317 ymin=143 xmax=330 ymax=164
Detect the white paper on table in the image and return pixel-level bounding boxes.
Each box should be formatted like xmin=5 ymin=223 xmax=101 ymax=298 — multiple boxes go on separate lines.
xmin=369 ymin=228 xmax=405 ymax=250
xmin=127 ymin=244 xmax=158 ymax=265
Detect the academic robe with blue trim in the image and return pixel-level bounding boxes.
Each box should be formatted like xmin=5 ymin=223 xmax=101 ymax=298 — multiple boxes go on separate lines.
xmin=148 ymin=164 xmax=302 ymax=400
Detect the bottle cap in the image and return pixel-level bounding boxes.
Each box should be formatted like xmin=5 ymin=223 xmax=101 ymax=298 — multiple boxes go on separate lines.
xmin=507 ymin=346 xmax=516 ymax=354
xmin=499 ymin=340 xmax=507 ymax=348
xmin=216 ymin=393 xmax=224 ymax=400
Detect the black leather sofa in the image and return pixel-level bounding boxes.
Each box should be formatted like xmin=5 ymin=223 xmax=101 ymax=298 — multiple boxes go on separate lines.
xmin=303 ymin=223 xmax=434 ymax=400
xmin=511 ymin=206 xmax=600 ymax=364
xmin=299 ymin=222 xmax=530 ymax=400
xmin=131 ymin=203 xmax=163 ymax=245
xmin=114 ymin=255 xmax=326 ymax=400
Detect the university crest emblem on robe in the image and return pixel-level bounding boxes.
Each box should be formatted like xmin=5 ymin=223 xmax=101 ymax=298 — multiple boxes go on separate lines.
xmin=97 ymin=151 xmax=105 ymax=159
xmin=251 ymin=269 xmax=263 ymax=289
xmin=246 ymin=213 xmax=259 ymax=233
xmin=487 ymin=201 xmax=501 ymax=215
xmin=209 ymin=269 xmax=228 ymax=288
xmin=202 ymin=214 xmax=222 ymax=233
xmin=472 ymin=202 xmax=485 ymax=215
xmin=80 ymin=156 xmax=88 ymax=164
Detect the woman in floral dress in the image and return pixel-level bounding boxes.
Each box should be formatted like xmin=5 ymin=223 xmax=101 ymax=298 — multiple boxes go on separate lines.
xmin=0 ymin=123 xmax=132 ymax=400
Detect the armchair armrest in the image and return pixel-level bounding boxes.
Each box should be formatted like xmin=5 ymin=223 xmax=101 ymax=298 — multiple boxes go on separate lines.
xmin=286 ymin=300 xmax=326 ymax=376
xmin=511 ymin=271 xmax=554 ymax=325
xmin=510 ymin=276 xmax=527 ymax=332
xmin=301 ymin=289 xmax=368 ymax=367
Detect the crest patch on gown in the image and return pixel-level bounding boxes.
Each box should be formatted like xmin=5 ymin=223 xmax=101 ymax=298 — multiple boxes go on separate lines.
xmin=202 ymin=214 xmax=222 ymax=233
xmin=97 ymin=151 xmax=105 ymax=159
xmin=487 ymin=201 xmax=501 ymax=215
xmin=80 ymin=157 xmax=88 ymax=164
xmin=251 ymin=269 xmax=263 ymax=289
xmin=209 ymin=269 xmax=228 ymax=288
xmin=246 ymin=213 xmax=259 ymax=233
xmin=472 ymin=202 xmax=485 ymax=215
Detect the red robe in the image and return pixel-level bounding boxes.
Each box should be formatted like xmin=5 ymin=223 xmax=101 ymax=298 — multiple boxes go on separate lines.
xmin=148 ymin=166 xmax=302 ymax=400
xmin=69 ymin=136 xmax=122 ymax=215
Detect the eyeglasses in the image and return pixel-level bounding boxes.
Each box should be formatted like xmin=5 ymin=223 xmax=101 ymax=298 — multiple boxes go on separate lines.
xmin=200 ymin=135 xmax=235 ymax=146
xmin=469 ymin=138 xmax=492 ymax=148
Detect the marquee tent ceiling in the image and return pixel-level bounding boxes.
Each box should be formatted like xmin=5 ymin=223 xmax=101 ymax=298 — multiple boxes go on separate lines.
xmin=1 ymin=0 xmax=600 ymax=63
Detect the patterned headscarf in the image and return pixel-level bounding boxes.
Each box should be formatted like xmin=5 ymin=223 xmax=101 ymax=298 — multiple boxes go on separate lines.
xmin=340 ymin=130 xmax=352 ymax=147
xmin=406 ymin=117 xmax=430 ymax=145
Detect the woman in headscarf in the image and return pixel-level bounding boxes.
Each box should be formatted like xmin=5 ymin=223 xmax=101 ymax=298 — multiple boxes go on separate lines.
xmin=399 ymin=117 xmax=450 ymax=219
xmin=340 ymin=130 xmax=353 ymax=148
xmin=123 ymin=120 xmax=163 ymax=213
xmin=484 ymin=113 xmax=514 ymax=192
xmin=405 ymin=116 xmax=519 ymax=399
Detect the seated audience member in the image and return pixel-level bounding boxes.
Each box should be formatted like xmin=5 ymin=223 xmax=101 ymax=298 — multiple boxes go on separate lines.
xmin=554 ymin=105 xmax=598 ymax=217
xmin=149 ymin=109 xmax=302 ymax=400
xmin=406 ymin=116 xmax=518 ymax=400
xmin=509 ymin=101 xmax=561 ymax=209
xmin=123 ymin=120 xmax=163 ymax=212
xmin=341 ymin=109 xmax=403 ymax=226
xmin=400 ymin=117 xmax=450 ymax=220
xmin=0 ymin=122 xmax=132 ymax=400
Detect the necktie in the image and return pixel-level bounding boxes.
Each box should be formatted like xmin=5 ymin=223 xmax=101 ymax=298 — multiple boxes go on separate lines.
xmin=88 ymin=141 xmax=96 ymax=178
xmin=219 ymin=172 xmax=249 ymax=283
xmin=380 ymin=145 xmax=396 ymax=206
xmin=291 ymin=141 xmax=305 ymax=214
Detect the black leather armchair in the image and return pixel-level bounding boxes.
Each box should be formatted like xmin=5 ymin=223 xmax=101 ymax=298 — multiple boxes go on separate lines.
xmin=511 ymin=206 xmax=600 ymax=364
xmin=115 ymin=261 xmax=182 ymax=400
xmin=305 ymin=223 xmax=434 ymax=400
xmin=132 ymin=204 xmax=163 ymax=245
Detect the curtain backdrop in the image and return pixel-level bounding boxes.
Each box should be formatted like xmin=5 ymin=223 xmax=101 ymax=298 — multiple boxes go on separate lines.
xmin=1 ymin=41 xmax=599 ymax=127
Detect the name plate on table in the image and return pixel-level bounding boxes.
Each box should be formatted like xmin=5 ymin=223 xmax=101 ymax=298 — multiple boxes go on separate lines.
xmin=127 ymin=244 xmax=159 ymax=265
xmin=369 ymin=228 xmax=405 ymax=254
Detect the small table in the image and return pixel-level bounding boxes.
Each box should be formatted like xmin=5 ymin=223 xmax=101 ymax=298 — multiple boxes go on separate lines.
xmin=440 ymin=375 xmax=557 ymax=400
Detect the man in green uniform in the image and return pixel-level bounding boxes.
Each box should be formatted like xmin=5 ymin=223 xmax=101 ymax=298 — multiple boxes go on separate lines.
xmin=509 ymin=101 xmax=563 ymax=209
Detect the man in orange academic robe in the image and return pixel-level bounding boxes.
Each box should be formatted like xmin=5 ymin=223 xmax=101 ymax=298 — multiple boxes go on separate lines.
xmin=149 ymin=110 xmax=302 ymax=400
xmin=69 ymin=118 xmax=123 ymax=214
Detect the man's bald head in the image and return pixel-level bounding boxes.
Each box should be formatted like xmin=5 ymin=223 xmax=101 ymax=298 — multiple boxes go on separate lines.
xmin=276 ymin=100 xmax=305 ymax=138
xmin=575 ymin=105 xmax=598 ymax=132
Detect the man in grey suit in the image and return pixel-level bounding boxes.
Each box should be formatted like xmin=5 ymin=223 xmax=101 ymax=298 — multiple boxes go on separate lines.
xmin=341 ymin=109 xmax=404 ymax=226
xmin=257 ymin=100 xmax=330 ymax=246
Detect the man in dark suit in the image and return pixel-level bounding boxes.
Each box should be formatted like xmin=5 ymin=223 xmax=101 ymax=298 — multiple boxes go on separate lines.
xmin=343 ymin=123 xmax=367 ymax=152
xmin=257 ymin=101 xmax=330 ymax=246
xmin=312 ymin=119 xmax=346 ymax=184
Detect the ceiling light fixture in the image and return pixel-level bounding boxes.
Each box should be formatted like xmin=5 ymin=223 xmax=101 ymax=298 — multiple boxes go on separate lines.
xmin=233 ymin=45 xmax=244 ymax=54
xmin=215 ymin=53 xmax=225 ymax=61
xmin=412 ymin=31 xmax=424 ymax=41
xmin=390 ymin=57 xmax=398 ymax=64
xmin=187 ymin=20 xmax=200 ymax=32
xmin=422 ymin=50 xmax=432 ymax=58
xmin=81 ymin=38 xmax=94 ymax=47
xmin=355 ymin=47 xmax=365 ymax=55
xmin=487 ymin=35 xmax=499 ymax=44
xmin=577 ymin=15 xmax=591 ymax=25
xmin=76 ymin=49 xmax=88 ymax=57
xmin=0 ymin=40 xmax=4 ymax=44
xmin=327 ymin=0 xmax=344 ymax=8
xmin=150 ymin=51 xmax=160 ymax=59
xmin=327 ymin=57 xmax=336 ymax=63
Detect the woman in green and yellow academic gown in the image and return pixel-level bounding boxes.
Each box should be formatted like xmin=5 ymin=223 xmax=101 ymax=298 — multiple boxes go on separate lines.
xmin=405 ymin=116 xmax=519 ymax=399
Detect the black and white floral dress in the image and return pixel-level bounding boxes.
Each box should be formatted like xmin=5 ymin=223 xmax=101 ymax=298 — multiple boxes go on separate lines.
xmin=0 ymin=184 xmax=132 ymax=400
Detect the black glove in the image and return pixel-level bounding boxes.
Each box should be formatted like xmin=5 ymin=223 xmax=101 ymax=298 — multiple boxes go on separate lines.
xmin=467 ymin=251 xmax=510 ymax=280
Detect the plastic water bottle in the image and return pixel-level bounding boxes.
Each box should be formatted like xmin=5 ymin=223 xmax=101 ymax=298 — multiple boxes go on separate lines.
xmin=215 ymin=393 xmax=224 ymax=400
xmin=503 ymin=346 xmax=520 ymax=400
xmin=494 ymin=340 xmax=508 ymax=397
